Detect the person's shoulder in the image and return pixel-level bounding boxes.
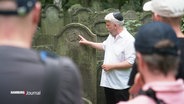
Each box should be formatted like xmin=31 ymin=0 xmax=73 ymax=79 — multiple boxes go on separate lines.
xmin=57 ymin=56 xmax=81 ymax=76
xmin=39 ymin=51 xmax=82 ymax=104
xmin=121 ymin=28 xmax=135 ymax=40
xmin=40 ymin=50 xmax=81 ymax=82
xmin=39 ymin=51 xmax=79 ymax=73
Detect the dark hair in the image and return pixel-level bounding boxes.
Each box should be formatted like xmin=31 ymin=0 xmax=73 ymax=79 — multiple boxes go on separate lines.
xmin=142 ymin=40 xmax=180 ymax=76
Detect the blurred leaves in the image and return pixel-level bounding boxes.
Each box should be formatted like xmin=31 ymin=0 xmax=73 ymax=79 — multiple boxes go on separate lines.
xmin=125 ymin=19 xmax=142 ymax=36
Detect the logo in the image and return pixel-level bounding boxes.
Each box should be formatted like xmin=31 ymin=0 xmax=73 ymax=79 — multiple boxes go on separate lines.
xmin=10 ymin=90 xmax=41 ymax=96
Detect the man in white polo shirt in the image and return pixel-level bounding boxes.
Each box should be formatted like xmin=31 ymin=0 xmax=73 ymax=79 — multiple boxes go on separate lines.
xmin=79 ymin=12 xmax=135 ymax=104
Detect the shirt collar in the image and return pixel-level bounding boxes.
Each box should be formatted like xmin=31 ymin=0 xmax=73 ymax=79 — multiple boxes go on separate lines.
xmin=114 ymin=27 xmax=127 ymax=39
xmin=142 ymin=79 xmax=184 ymax=92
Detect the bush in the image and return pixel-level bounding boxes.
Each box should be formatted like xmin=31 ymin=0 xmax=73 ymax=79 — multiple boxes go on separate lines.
xmin=124 ymin=19 xmax=142 ymax=36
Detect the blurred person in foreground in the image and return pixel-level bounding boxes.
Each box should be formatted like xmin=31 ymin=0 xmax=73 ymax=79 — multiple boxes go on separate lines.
xmin=0 ymin=0 xmax=83 ymax=104
xmin=118 ymin=21 xmax=184 ymax=104
xmin=79 ymin=12 xmax=135 ymax=104
xmin=128 ymin=0 xmax=184 ymax=96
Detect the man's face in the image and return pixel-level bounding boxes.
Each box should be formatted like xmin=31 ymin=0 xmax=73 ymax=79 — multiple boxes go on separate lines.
xmin=105 ymin=21 xmax=116 ymax=36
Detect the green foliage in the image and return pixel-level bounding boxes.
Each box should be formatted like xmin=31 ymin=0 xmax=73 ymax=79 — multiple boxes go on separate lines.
xmin=182 ymin=17 xmax=184 ymax=33
xmin=124 ymin=19 xmax=142 ymax=36
xmin=132 ymin=0 xmax=143 ymax=11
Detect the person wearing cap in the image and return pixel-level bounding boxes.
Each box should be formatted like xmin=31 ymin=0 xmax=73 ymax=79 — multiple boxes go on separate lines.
xmin=79 ymin=12 xmax=135 ymax=104
xmin=118 ymin=21 xmax=184 ymax=104
xmin=0 ymin=0 xmax=83 ymax=104
xmin=128 ymin=0 xmax=184 ymax=96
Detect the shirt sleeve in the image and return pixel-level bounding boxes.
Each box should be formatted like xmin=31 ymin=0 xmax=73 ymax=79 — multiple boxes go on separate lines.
xmin=124 ymin=39 xmax=136 ymax=65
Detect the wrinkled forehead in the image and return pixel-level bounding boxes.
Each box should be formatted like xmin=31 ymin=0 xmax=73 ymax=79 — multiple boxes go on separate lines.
xmin=105 ymin=20 xmax=115 ymax=25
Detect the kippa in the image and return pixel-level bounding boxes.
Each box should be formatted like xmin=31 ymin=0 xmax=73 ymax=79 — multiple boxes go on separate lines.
xmin=135 ymin=22 xmax=179 ymax=56
xmin=104 ymin=12 xmax=124 ymax=25
xmin=0 ymin=0 xmax=36 ymax=16
xmin=143 ymin=0 xmax=184 ymax=17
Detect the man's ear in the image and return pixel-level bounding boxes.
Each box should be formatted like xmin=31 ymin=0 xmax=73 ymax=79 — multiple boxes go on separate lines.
xmin=152 ymin=13 xmax=162 ymax=21
xmin=32 ymin=2 xmax=41 ymax=24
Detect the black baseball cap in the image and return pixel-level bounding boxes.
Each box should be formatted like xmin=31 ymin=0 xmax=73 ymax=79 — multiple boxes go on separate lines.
xmin=135 ymin=22 xmax=179 ymax=56
xmin=0 ymin=0 xmax=36 ymax=16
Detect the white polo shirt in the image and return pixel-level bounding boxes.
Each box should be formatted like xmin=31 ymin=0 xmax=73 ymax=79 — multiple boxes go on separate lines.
xmin=100 ymin=27 xmax=135 ymax=89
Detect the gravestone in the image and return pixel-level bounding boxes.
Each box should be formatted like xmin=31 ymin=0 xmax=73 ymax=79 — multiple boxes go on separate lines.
xmin=68 ymin=5 xmax=93 ymax=28
xmin=90 ymin=1 xmax=103 ymax=11
xmin=32 ymin=34 xmax=55 ymax=48
xmin=41 ymin=5 xmax=64 ymax=35
xmin=123 ymin=10 xmax=138 ymax=20
xmin=32 ymin=27 xmax=55 ymax=52
xmin=55 ymin=23 xmax=97 ymax=104
xmin=91 ymin=13 xmax=108 ymax=39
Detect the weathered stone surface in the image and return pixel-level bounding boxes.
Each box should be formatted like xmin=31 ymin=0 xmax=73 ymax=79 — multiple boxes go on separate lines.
xmin=68 ymin=5 xmax=93 ymax=28
xmin=33 ymin=34 xmax=55 ymax=46
xmin=41 ymin=5 xmax=64 ymax=35
xmin=124 ymin=10 xmax=138 ymax=20
xmin=55 ymin=23 xmax=97 ymax=104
